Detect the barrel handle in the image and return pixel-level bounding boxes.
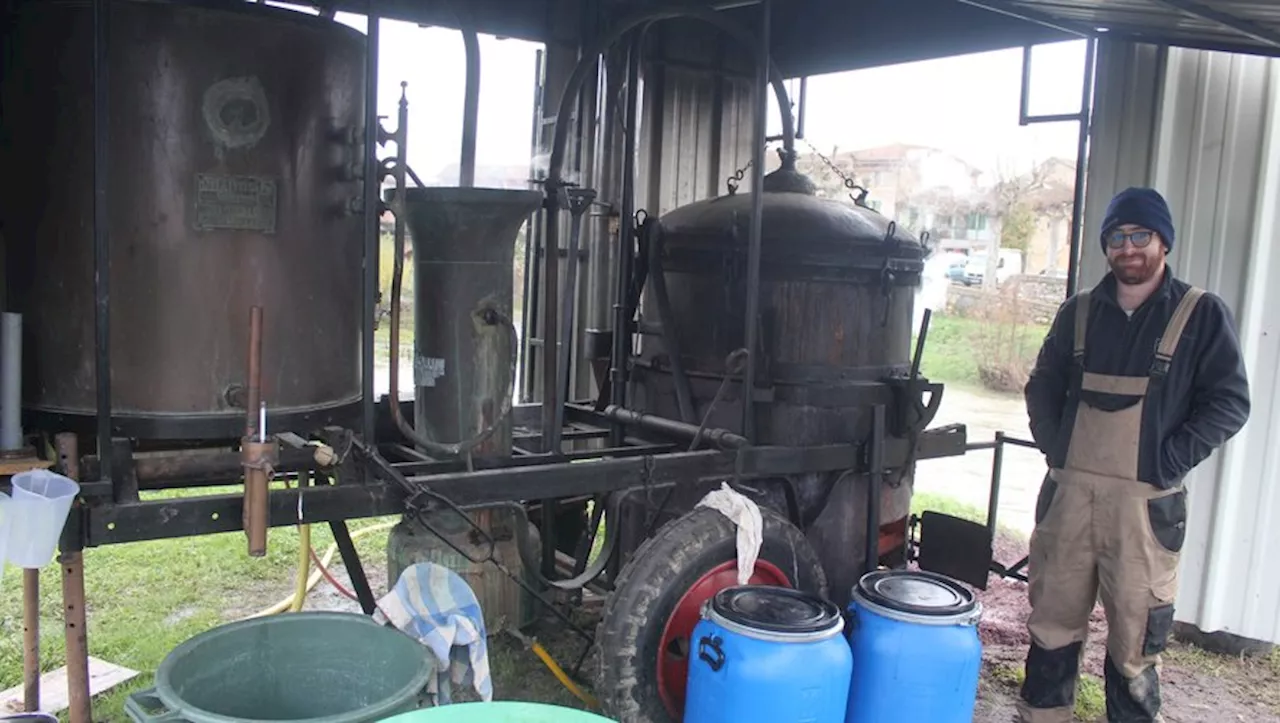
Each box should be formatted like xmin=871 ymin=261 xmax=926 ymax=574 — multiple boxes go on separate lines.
xmin=698 ymin=635 xmax=726 ymax=672
xmin=124 ymin=687 xmax=191 ymax=723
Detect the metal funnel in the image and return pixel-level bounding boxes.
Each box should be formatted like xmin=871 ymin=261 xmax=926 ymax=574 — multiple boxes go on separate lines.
xmin=392 ymin=187 xmax=542 ymax=457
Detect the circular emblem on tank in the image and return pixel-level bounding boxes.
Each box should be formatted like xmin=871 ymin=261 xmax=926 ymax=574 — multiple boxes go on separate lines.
xmin=855 ymin=570 xmax=978 ymax=618
xmin=709 ymin=585 xmax=843 ymax=635
xmin=202 ymin=76 xmax=271 ymax=150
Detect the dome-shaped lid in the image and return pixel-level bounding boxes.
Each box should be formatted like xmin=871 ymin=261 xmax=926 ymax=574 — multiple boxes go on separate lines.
xmin=657 ymin=168 xmax=924 ymax=258
xmin=854 ymin=570 xmax=977 ymax=617
xmin=710 ymin=585 xmax=843 ymax=634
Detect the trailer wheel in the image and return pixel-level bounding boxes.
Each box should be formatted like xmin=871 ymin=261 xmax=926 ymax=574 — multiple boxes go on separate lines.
xmin=596 ymin=505 xmax=828 ymax=723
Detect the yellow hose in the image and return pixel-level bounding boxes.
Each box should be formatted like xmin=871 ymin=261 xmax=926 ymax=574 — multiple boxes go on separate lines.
xmin=289 ymin=521 xmax=311 ymax=612
xmin=251 ymin=508 xmax=597 ymax=710
xmin=245 ymin=519 xmax=398 ymax=619
xmin=530 ymin=641 xmax=599 ymax=709
xmin=289 ymin=471 xmax=313 ymax=613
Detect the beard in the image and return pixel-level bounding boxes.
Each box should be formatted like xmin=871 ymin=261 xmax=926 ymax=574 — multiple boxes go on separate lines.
xmin=1109 ymin=252 xmax=1163 ymax=285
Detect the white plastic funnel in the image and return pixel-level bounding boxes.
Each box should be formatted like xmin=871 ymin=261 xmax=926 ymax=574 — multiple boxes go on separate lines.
xmin=7 ymin=469 xmax=80 ymax=568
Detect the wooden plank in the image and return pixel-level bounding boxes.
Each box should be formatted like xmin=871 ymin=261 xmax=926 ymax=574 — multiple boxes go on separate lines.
xmin=0 ymin=457 xmax=54 ymax=476
xmin=0 ymin=657 xmax=140 ymax=714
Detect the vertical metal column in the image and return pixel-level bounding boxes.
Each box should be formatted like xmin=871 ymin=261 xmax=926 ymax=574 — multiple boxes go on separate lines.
xmin=609 ymin=31 xmax=643 ymax=447
xmin=865 ymin=405 xmax=885 ymax=574
xmin=740 ymin=0 xmax=770 ymax=441
xmin=93 ymin=0 xmax=111 ymax=480
xmin=361 ymin=0 xmax=381 ymax=442
xmin=459 ymin=26 xmax=480 ymax=188
xmin=988 ymin=432 xmax=1006 ymax=541
xmin=1018 ymin=38 xmax=1097 ymax=299
xmin=1065 ymin=38 xmax=1097 ymax=298
xmin=519 ymin=49 xmax=545 ymax=403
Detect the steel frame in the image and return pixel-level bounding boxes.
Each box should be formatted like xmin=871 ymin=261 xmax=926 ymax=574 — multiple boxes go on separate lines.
xmin=31 ymin=0 xmax=966 ymax=544
xmin=5 ymin=0 xmax=997 ymax=716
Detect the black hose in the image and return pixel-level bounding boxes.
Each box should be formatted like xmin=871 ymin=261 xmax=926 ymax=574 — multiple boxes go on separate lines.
xmin=646 ymin=224 xmax=697 ymax=424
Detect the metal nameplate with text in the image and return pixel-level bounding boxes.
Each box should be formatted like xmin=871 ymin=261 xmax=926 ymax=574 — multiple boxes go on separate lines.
xmin=194 ymin=173 xmax=278 ymax=233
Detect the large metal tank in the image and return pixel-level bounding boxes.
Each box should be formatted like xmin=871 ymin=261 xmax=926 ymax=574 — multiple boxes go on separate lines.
xmin=629 ymin=165 xmax=927 ymax=606
xmin=0 ymin=0 xmax=366 ymax=440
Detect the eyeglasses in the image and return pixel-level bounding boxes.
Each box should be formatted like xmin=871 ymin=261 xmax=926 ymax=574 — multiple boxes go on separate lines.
xmin=1105 ymin=229 xmax=1156 ymax=249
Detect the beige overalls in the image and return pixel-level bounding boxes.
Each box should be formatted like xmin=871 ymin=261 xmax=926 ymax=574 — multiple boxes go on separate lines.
xmin=1017 ymin=286 xmax=1204 ymax=723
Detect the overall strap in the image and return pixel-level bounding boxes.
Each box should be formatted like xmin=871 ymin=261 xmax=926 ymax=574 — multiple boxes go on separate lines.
xmin=1073 ymin=290 xmax=1092 ymax=363
xmin=1152 ymin=287 xmax=1206 ymax=377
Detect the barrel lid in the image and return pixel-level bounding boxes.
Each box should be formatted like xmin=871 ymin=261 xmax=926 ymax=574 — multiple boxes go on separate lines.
xmin=710 ymin=585 xmax=842 ymax=635
xmin=854 ymin=570 xmax=977 ymax=617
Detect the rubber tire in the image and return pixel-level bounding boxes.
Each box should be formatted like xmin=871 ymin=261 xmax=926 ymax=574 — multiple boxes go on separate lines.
xmin=595 ymin=505 xmax=828 ymax=723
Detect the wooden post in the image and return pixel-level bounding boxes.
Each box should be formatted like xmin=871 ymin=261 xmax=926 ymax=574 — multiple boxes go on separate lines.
xmin=55 ymin=432 xmax=91 ymax=723
xmin=23 ymin=568 xmax=39 ymax=711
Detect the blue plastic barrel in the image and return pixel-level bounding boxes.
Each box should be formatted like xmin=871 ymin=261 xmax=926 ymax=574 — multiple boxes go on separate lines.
xmin=684 ymin=585 xmax=852 ymax=723
xmin=845 ymin=570 xmax=983 ymax=723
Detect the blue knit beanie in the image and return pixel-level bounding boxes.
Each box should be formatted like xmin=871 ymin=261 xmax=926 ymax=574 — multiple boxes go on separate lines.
xmin=1100 ymin=187 xmax=1175 ymax=252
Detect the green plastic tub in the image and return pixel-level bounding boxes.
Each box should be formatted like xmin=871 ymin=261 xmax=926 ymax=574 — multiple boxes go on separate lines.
xmin=378 ymin=702 xmax=616 ymax=722
xmin=125 ymin=612 xmax=436 ymax=723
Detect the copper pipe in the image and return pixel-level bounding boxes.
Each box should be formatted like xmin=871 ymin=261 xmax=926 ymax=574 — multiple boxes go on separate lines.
xmin=23 ymin=568 xmax=39 ymax=711
xmin=241 ymin=306 xmax=270 ymax=556
xmin=245 ymin=306 xmax=262 ymax=438
xmin=241 ymin=440 xmax=274 ymax=557
xmin=55 ymin=432 xmax=91 ymax=723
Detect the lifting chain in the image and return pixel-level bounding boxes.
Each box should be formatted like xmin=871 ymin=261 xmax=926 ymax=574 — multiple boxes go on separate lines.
xmin=726 ymin=157 xmax=753 ymax=196
xmin=725 ymin=139 xmax=785 ymax=195
xmin=802 ymin=136 xmax=872 ymax=207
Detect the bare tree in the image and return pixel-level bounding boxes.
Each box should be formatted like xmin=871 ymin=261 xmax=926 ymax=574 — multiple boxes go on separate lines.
xmin=979 ymin=158 xmax=1053 ymax=290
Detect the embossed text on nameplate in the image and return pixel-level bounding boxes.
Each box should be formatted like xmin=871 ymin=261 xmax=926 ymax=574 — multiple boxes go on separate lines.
xmin=194 ymin=173 xmax=278 ymax=233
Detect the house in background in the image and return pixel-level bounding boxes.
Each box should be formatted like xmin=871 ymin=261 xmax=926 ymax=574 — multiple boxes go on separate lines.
xmin=1020 ymin=157 xmax=1076 ymax=276
xmin=795 ymin=143 xmax=995 ymax=252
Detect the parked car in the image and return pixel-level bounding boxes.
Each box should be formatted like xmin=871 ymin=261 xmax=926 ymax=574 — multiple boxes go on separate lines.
xmin=960 ymin=249 xmax=1023 ymax=286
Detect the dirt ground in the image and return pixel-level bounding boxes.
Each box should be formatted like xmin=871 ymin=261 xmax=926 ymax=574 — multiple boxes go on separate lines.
xmin=972 ymin=531 xmax=1280 ymax=722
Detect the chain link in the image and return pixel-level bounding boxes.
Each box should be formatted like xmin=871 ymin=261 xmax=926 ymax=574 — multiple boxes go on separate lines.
xmin=802 ymin=137 xmax=871 ymax=207
xmin=726 ymin=157 xmax=754 ymax=196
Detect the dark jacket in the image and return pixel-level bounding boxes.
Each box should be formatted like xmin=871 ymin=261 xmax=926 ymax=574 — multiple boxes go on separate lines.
xmin=1025 ymin=269 xmax=1251 ymax=488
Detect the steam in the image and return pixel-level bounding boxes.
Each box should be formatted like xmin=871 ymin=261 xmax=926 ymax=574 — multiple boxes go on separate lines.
xmin=529 ymin=152 xmax=582 ymax=186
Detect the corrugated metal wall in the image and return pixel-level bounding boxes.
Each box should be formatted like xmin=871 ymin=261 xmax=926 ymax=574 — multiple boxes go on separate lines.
xmin=637 ymin=26 xmax=757 ymax=217
xmin=1083 ymin=39 xmax=1280 ymax=644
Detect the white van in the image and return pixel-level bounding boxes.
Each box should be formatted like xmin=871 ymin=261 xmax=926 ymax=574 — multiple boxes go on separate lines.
xmin=961 ymin=249 xmax=1023 ymax=286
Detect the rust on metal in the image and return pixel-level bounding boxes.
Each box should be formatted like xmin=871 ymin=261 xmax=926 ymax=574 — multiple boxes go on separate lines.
xmin=0 ymin=1 xmax=366 ymax=440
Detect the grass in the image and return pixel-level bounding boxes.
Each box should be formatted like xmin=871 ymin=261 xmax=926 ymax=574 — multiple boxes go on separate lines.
xmin=1165 ymin=640 xmax=1280 ymax=713
xmin=0 ymin=484 xmax=396 ymax=722
xmin=988 ymin=664 xmax=1104 ymax=721
xmin=915 ymin=314 xmax=1049 ymax=392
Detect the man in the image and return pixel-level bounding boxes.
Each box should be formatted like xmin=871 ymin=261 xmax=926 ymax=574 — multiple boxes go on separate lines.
xmin=1018 ymin=187 xmax=1251 ymax=722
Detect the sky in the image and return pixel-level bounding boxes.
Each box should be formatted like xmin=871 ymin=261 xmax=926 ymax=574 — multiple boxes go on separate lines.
xmin=265 ymin=2 xmax=1089 ymax=184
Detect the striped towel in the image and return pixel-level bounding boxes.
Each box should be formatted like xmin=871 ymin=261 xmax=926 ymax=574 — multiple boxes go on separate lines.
xmin=373 ymin=562 xmax=494 ymax=705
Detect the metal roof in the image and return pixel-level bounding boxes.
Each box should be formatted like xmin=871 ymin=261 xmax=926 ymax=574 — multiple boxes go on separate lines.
xmin=330 ymin=0 xmax=1280 ymax=77
xmin=958 ymin=0 xmax=1280 ymax=56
